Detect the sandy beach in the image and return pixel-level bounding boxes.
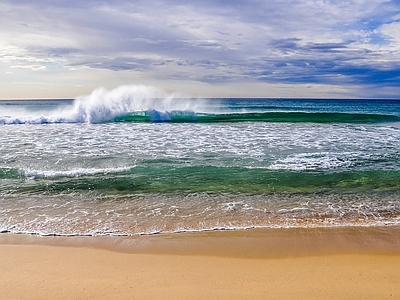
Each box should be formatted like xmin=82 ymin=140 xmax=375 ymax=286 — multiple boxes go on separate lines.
xmin=1 ymin=227 xmax=400 ymax=299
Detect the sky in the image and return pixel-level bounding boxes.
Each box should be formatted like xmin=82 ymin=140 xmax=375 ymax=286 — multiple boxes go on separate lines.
xmin=1 ymin=0 xmax=400 ymax=99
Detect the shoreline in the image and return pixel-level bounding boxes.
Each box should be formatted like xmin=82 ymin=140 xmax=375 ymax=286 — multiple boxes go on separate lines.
xmin=1 ymin=226 xmax=400 ymax=299
xmin=2 ymin=225 xmax=400 ymax=257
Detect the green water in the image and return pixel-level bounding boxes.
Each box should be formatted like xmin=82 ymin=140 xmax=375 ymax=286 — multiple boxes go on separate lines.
xmin=1 ymin=98 xmax=400 ymax=235
xmin=114 ymin=111 xmax=400 ymax=123
xmin=6 ymin=167 xmax=400 ymax=195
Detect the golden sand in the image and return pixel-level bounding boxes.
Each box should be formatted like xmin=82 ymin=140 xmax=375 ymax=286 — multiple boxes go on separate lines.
xmin=1 ymin=227 xmax=400 ymax=299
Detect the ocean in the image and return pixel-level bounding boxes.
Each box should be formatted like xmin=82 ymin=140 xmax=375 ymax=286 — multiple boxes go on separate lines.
xmin=1 ymin=86 xmax=400 ymax=236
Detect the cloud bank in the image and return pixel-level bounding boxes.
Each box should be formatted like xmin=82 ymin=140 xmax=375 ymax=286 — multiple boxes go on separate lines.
xmin=1 ymin=0 xmax=399 ymax=98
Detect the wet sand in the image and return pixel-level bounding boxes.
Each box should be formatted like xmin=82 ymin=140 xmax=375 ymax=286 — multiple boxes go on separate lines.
xmin=1 ymin=227 xmax=400 ymax=299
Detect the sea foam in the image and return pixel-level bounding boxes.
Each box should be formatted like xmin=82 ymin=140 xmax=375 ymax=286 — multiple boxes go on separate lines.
xmin=19 ymin=167 xmax=131 ymax=180
xmin=68 ymin=85 xmax=199 ymax=123
xmin=0 ymin=85 xmax=206 ymax=124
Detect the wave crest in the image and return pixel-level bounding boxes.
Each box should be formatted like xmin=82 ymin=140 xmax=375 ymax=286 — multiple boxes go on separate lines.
xmin=0 ymin=85 xmax=206 ymax=124
xmin=70 ymin=85 xmax=188 ymax=123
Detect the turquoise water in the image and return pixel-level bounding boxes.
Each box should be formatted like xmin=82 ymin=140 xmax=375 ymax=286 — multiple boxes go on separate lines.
xmin=1 ymin=88 xmax=400 ymax=235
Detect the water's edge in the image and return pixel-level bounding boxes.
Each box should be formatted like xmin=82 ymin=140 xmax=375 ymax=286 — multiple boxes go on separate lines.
xmin=2 ymin=226 xmax=400 ymax=258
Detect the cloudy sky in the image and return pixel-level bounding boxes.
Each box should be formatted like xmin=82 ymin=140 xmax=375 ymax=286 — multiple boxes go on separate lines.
xmin=1 ymin=0 xmax=400 ymax=99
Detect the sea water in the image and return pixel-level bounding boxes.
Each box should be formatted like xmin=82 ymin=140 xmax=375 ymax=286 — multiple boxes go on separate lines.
xmin=1 ymin=86 xmax=400 ymax=236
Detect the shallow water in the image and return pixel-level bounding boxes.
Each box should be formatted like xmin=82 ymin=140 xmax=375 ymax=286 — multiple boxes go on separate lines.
xmin=1 ymin=88 xmax=400 ymax=235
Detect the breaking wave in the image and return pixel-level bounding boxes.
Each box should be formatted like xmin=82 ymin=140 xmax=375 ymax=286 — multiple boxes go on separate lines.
xmin=114 ymin=111 xmax=400 ymax=124
xmin=0 ymin=85 xmax=208 ymax=124
xmin=1 ymin=85 xmax=399 ymax=124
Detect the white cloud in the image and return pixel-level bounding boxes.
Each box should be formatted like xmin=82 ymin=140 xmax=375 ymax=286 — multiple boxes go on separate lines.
xmin=379 ymin=21 xmax=400 ymax=45
xmin=10 ymin=65 xmax=46 ymax=71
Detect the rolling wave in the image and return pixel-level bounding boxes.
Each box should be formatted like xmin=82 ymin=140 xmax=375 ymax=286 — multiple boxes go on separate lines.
xmin=3 ymin=110 xmax=398 ymax=124
xmin=1 ymin=85 xmax=399 ymax=125
xmin=3 ymin=166 xmax=400 ymax=195
xmin=114 ymin=110 xmax=400 ymax=124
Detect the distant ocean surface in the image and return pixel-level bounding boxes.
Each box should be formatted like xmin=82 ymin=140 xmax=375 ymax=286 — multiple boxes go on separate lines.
xmin=1 ymin=86 xmax=400 ymax=236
